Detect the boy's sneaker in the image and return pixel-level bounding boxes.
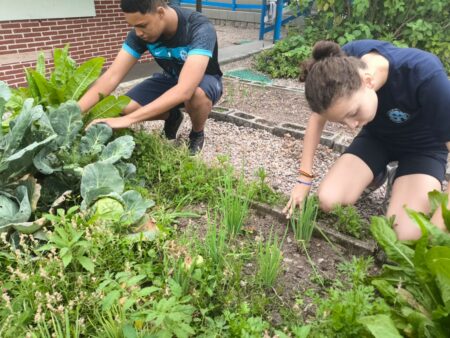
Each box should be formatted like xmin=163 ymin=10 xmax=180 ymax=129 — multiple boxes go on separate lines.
xmin=188 ymin=131 xmax=205 ymax=155
xmin=163 ymin=109 xmax=184 ymax=140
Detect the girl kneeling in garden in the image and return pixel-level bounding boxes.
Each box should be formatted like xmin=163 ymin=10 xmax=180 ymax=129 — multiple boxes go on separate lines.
xmin=284 ymin=40 xmax=450 ymax=240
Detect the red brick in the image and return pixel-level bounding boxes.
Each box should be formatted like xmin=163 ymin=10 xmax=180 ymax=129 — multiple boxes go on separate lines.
xmin=1 ymin=23 xmax=21 ymax=29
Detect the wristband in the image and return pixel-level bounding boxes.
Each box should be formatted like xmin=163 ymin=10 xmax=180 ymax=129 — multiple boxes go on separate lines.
xmin=296 ymin=179 xmax=312 ymax=186
xmin=299 ymin=169 xmax=315 ymax=178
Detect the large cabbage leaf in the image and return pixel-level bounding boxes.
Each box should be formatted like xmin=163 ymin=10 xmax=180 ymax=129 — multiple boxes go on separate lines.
xmin=121 ymin=190 xmax=155 ymax=224
xmin=80 ymin=162 xmax=124 ymax=209
xmin=0 ymin=99 xmax=56 ymax=186
xmin=47 ymin=101 xmax=83 ymax=147
xmin=99 ymin=135 xmax=135 ymax=164
xmin=80 ymin=123 xmax=112 ymax=155
xmin=0 ymin=186 xmax=32 ymax=233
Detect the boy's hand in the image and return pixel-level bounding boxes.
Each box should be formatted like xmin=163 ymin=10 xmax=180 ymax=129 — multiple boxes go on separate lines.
xmin=87 ymin=116 xmax=133 ymax=130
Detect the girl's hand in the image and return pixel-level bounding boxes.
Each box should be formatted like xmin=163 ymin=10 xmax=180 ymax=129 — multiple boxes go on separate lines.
xmin=283 ymin=182 xmax=312 ymax=219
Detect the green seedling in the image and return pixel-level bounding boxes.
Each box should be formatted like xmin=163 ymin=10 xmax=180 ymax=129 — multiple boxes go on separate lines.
xmin=256 ymin=227 xmax=285 ymax=288
xmin=290 ymin=196 xmax=319 ymax=246
xmin=219 ymin=170 xmax=252 ymax=238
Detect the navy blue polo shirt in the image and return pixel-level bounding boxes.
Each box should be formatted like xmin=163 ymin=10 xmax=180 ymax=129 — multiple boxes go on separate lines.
xmin=343 ymin=40 xmax=450 ymax=150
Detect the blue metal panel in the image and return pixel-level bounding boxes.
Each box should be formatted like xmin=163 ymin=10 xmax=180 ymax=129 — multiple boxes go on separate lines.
xmin=180 ymin=0 xmax=261 ymax=10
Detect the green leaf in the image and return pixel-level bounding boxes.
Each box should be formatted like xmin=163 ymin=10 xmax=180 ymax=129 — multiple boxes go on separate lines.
xmin=51 ymin=45 xmax=75 ymax=88
xmin=0 ymin=81 xmax=11 ymax=101
xmin=47 ymin=101 xmax=83 ymax=147
xmin=80 ymin=123 xmax=112 ymax=155
xmin=99 ymin=135 xmax=135 ymax=164
xmin=77 ymin=256 xmax=95 ymax=273
xmin=84 ymin=95 xmax=131 ymax=126
xmin=408 ymin=211 xmax=450 ymax=247
xmin=358 ymin=315 xmax=402 ymax=337
xmin=426 ymin=247 xmax=450 ymax=310
xmin=122 ymin=324 xmax=138 ymax=338
xmin=137 ymin=286 xmax=159 ymax=297
xmin=121 ymin=190 xmax=154 ymax=224
xmin=80 ymin=162 xmax=124 ymax=209
xmin=0 ymin=186 xmax=31 ymax=230
xmin=428 ymin=190 xmax=448 ymax=215
xmin=29 ymin=70 xmax=57 ymax=105
xmin=36 ymin=52 xmax=46 ymax=76
xmin=102 ymin=290 xmax=121 ymax=311
xmin=126 ymin=275 xmax=146 ymax=287
xmin=370 ymin=216 xmax=415 ymax=267
xmin=65 ymin=57 xmax=104 ymax=101
xmin=61 ymin=251 xmax=73 ymax=267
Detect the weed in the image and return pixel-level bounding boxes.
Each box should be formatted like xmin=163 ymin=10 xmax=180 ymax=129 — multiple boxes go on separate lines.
xmin=331 ymin=204 xmax=366 ymax=239
xmin=34 ymin=309 xmax=82 ymax=338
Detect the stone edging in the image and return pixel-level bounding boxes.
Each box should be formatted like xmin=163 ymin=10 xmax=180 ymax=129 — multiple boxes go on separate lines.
xmin=249 ymin=200 xmax=377 ymax=257
xmin=209 ymin=106 xmax=352 ymax=153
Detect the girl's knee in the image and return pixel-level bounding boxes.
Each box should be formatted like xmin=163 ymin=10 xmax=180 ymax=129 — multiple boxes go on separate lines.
xmin=317 ymin=185 xmax=353 ymax=212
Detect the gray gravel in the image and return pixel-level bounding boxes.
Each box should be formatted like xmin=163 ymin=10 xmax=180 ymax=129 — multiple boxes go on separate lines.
xmin=137 ymin=115 xmax=387 ymax=219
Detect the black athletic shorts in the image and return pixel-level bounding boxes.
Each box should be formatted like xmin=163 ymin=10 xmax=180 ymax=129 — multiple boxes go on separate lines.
xmin=344 ymin=128 xmax=448 ymax=183
xmin=127 ymin=72 xmax=223 ymax=107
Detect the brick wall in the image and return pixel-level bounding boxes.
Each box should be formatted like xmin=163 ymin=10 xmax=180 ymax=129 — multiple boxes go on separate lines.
xmin=0 ymin=0 xmax=151 ymax=87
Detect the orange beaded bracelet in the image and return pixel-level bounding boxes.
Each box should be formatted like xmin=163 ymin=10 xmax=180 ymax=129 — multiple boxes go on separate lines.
xmin=299 ymin=169 xmax=315 ymax=179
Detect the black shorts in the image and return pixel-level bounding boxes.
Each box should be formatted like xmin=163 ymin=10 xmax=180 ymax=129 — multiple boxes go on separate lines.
xmin=344 ymin=129 xmax=448 ymax=182
xmin=127 ymin=72 xmax=223 ymax=107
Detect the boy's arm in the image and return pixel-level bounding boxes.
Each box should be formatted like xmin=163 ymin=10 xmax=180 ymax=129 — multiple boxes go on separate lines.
xmin=78 ymin=49 xmax=138 ymax=113
xmin=87 ymin=54 xmax=209 ymax=129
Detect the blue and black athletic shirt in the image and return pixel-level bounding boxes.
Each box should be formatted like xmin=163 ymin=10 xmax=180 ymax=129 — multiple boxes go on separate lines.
xmin=122 ymin=6 xmax=222 ymax=78
xmin=343 ymin=40 xmax=450 ymax=150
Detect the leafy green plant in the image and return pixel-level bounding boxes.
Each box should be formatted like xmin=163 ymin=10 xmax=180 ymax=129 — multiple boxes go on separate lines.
xmin=38 ymin=207 xmax=95 ymax=273
xmin=256 ymin=228 xmax=285 ymax=288
xmin=255 ymin=35 xmax=312 ymax=78
xmin=331 ymin=204 xmax=366 ymax=238
xmin=290 ymin=195 xmax=318 ymax=246
xmin=6 ymin=45 xmax=130 ymax=123
xmin=370 ymin=209 xmax=450 ymax=337
xmin=133 ymin=280 xmax=196 ymax=337
xmin=257 ymin=0 xmax=450 ymax=78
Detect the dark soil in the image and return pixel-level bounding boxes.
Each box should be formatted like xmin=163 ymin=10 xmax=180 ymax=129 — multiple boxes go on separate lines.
xmin=176 ymin=203 xmax=365 ymax=324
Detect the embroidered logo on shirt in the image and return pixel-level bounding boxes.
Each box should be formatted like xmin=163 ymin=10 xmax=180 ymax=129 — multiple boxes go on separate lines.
xmin=387 ymin=109 xmax=410 ymax=124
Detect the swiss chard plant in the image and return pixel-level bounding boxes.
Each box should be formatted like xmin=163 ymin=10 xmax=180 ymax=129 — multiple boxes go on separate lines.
xmin=6 ymin=45 xmax=130 ymax=126
xmin=369 ymin=195 xmax=450 ymax=337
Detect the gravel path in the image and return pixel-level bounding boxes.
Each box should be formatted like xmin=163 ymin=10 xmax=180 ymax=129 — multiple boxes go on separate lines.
xmin=138 ymin=117 xmax=387 ymax=220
